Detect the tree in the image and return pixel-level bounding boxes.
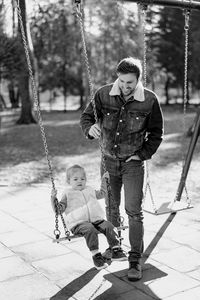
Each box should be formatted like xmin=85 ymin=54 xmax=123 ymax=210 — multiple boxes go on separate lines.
xmin=151 ymin=7 xmax=189 ymax=103
xmin=84 ymin=0 xmax=141 ymax=87
xmin=16 ymin=0 xmax=37 ymax=124
xmin=31 ymin=0 xmax=84 ymax=111
xmin=190 ymin=10 xmax=200 ymax=91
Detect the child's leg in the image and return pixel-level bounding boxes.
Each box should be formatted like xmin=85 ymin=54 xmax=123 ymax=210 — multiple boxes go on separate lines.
xmin=72 ymin=222 xmax=108 ymax=270
xmin=72 ymin=222 xmax=99 ymax=252
xmin=97 ymin=220 xmax=127 ymax=261
xmin=96 ymin=220 xmax=120 ymax=248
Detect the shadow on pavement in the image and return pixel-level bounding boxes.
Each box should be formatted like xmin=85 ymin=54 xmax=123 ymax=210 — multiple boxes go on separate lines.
xmin=50 ymin=213 xmax=177 ymax=299
xmin=50 ymin=268 xmax=99 ymax=300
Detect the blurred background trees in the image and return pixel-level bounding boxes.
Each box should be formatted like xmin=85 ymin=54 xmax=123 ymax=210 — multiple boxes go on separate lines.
xmin=0 ymin=0 xmax=200 ymax=124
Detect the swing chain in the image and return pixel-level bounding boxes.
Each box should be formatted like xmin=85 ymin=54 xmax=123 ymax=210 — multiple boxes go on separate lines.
xmin=74 ymin=0 xmax=107 ymax=170
xmin=139 ymin=2 xmax=148 ymax=88
xmin=16 ymin=0 xmax=70 ymax=239
xmin=173 ymin=9 xmax=191 ymax=206
xmin=183 ymin=9 xmax=190 ymax=126
xmin=74 ymin=2 xmax=97 ymax=119
xmin=16 ymin=1 xmax=55 ymax=190
xmin=183 ymin=9 xmax=190 ymax=205
xmin=74 ymin=0 xmax=119 ymax=223
xmin=138 ymin=3 xmax=158 ymax=214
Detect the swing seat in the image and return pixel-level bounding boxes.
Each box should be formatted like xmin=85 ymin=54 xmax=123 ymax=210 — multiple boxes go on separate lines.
xmin=52 ymin=233 xmax=83 ymax=243
xmin=117 ymin=225 xmax=129 ymax=231
xmin=143 ymin=200 xmax=193 ymax=215
xmin=52 ymin=225 xmax=129 ymax=243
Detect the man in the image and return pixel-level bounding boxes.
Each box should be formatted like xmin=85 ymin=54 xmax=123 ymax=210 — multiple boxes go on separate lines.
xmin=80 ymin=57 xmax=163 ymax=281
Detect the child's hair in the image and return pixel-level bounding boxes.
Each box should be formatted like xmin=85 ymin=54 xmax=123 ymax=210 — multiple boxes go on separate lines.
xmin=116 ymin=57 xmax=142 ymax=80
xmin=66 ymin=164 xmax=86 ymax=184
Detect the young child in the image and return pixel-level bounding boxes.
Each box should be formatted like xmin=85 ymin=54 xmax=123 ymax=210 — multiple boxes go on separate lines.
xmin=51 ymin=164 xmax=127 ymax=270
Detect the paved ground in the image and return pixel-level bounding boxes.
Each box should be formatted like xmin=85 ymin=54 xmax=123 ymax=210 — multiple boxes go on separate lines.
xmin=0 ymin=185 xmax=200 ymax=300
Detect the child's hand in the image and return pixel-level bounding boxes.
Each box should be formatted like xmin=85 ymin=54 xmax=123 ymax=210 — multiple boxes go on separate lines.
xmin=51 ymin=189 xmax=58 ymax=212
xmin=51 ymin=189 xmax=57 ymax=200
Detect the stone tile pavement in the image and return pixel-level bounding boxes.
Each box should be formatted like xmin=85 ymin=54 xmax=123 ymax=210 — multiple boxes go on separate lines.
xmin=0 ymin=185 xmax=200 ymax=300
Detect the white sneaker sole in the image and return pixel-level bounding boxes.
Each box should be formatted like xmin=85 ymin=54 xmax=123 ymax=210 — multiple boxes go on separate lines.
xmin=94 ymin=263 xmax=108 ymax=270
xmin=111 ymin=257 xmax=128 ymax=261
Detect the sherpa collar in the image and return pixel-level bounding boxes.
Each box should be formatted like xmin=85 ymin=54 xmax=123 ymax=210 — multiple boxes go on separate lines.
xmin=109 ymin=78 xmax=145 ymax=102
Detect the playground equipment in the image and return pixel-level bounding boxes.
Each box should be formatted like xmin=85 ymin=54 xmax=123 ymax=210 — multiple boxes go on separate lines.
xmin=136 ymin=0 xmax=195 ymax=215
xmin=16 ymin=0 xmax=200 ymax=241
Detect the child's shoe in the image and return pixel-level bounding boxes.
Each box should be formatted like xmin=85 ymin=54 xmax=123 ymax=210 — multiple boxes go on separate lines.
xmin=111 ymin=247 xmax=127 ymax=261
xmin=92 ymin=253 xmax=108 ymax=270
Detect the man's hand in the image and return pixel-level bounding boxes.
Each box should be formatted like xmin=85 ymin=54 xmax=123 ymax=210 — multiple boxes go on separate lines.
xmin=88 ymin=123 xmax=101 ymax=139
xmin=102 ymin=171 xmax=110 ymax=180
xmin=125 ymin=155 xmax=141 ymax=162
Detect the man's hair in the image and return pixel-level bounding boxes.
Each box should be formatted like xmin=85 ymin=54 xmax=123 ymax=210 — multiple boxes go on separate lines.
xmin=66 ymin=164 xmax=86 ymax=183
xmin=116 ymin=57 xmax=142 ymax=80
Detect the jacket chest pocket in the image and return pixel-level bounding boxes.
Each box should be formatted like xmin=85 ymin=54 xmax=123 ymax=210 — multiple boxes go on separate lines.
xmin=102 ymin=111 xmax=118 ymax=130
xmin=127 ymin=111 xmax=148 ymax=132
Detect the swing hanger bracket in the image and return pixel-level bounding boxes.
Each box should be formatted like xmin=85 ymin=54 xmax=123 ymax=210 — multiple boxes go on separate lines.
xmin=183 ymin=9 xmax=190 ymax=30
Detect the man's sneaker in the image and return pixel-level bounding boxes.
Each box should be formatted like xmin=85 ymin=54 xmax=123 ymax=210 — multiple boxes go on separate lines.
xmin=92 ymin=253 xmax=108 ymax=270
xmin=128 ymin=261 xmax=142 ymax=281
xmin=102 ymin=247 xmax=112 ymax=260
xmin=111 ymin=247 xmax=127 ymax=261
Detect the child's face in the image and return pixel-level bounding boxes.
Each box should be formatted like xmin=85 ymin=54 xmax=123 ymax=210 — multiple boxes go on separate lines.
xmin=69 ymin=170 xmax=86 ymax=191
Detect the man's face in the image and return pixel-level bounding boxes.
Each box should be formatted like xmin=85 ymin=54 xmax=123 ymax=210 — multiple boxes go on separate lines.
xmin=117 ymin=73 xmax=138 ymax=97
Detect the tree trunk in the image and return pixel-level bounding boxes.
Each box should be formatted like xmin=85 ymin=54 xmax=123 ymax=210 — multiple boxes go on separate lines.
xmin=17 ymin=72 xmax=36 ymax=124
xmin=16 ymin=0 xmax=36 ymax=124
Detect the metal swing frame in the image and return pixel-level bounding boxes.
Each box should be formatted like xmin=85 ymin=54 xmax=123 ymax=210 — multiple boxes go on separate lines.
xmin=135 ymin=0 xmax=196 ymax=215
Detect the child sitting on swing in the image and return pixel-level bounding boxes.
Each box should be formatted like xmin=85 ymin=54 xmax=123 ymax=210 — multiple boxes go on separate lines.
xmin=51 ymin=164 xmax=127 ymax=270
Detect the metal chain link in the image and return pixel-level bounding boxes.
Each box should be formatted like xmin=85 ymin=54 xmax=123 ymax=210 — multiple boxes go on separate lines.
xmin=138 ymin=3 xmax=158 ymax=213
xmin=15 ymin=0 xmax=70 ymax=239
xmin=174 ymin=9 xmax=191 ymax=206
xmin=74 ymin=2 xmax=116 ymax=220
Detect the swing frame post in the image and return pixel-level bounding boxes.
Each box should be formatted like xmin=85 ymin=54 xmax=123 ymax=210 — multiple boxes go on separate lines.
xmin=124 ymin=0 xmax=200 ymax=11
xmin=175 ymin=111 xmax=200 ymax=202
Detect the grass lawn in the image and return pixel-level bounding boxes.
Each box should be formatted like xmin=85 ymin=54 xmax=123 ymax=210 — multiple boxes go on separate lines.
xmin=0 ymin=105 xmax=200 ymax=207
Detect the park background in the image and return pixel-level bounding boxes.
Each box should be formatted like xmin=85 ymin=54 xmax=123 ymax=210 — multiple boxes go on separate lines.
xmin=0 ymin=1 xmax=200 ymax=299
xmin=0 ymin=0 xmax=200 ymax=201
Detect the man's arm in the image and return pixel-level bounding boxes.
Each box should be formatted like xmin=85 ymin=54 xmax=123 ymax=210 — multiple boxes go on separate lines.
xmin=95 ymin=172 xmax=109 ymax=199
xmin=80 ymin=90 xmax=102 ymax=139
xmin=136 ymin=97 xmax=164 ymax=161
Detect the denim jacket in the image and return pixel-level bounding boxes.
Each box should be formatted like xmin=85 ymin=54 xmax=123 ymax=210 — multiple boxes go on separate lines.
xmin=80 ymin=81 xmax=163 ymax=161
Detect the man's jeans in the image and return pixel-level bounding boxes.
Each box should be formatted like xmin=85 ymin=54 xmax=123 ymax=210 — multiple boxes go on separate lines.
xmin=104 ymin=156 xmax=144 ymax=262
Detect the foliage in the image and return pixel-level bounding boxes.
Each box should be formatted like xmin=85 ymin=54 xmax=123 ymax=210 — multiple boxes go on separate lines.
xmin=150 ymin=8 xmax=186 ymax=89
xmin=190 ymin=10 xmax=200 ymax=90
xmin=84 ymin=0 xmax=142 ymax=87
xmin=150 ymin=6 xmax=200 ymax=101
xmin=31 ymin=0 xmax=83 ymax=107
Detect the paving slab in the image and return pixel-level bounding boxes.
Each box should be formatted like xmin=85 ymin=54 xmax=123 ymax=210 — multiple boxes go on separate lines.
xmin=11 ymin=239 xmax=71 ymax=262
xmin=0 ymin=273 xmax=60 ymax=300
xmin=151 ymin=246 xmax=200 ymax=273
xmin=0 ymin=256 xmax=35 ymax=281
xmin=0 ymin=185 xmax=200 ymax=300
xmin=165 ymin=286 xmax=200 ymax=300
